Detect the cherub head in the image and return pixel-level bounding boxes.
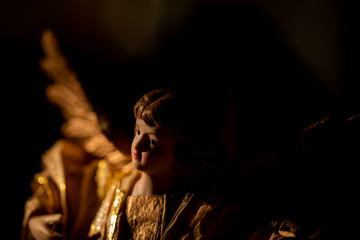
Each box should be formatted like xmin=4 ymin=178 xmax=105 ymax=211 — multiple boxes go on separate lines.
xmin=131 ymin=89 xmax=229 ymax=194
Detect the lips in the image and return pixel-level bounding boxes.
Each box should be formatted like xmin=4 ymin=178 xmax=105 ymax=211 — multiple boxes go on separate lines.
xmin=133 ymin=152 xmax=141 ymax=160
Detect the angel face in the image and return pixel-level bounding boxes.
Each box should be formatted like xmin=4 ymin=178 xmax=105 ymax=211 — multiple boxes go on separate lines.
xmin=131 ymin=118 xmax=175 ymax=176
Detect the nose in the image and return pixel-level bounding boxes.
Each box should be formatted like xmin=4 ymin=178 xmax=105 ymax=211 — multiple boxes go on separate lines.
xmin=133 ymin=134 xmax=149 ymax=152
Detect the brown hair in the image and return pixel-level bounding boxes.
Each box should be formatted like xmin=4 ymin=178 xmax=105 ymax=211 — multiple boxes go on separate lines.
xmin=134 ymin=89 xmax=177 ymax=130
xmin=133 ymin=89 xmax=230 ymax=194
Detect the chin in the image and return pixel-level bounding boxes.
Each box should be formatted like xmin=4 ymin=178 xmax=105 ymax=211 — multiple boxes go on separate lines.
xmin=132 ymin=158 xmax=144 ymax=170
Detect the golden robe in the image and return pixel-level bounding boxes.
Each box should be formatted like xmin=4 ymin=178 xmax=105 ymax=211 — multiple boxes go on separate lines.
xmin=21 ymin=138 xmax=322 ymax=240
xmin=88 ymin=168 xmax=246 ymax=240
xmin=87 ymin=159 xmax=323 ymax=240
xmin=21 ymin=138 xmax=135 ymax=239
xmin=21 ymin=139 xmax=244 ymax=240
xmin=21 ymin=139 xmax=103 ymax=239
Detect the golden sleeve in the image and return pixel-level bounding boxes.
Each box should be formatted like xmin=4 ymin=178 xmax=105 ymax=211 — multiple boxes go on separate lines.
xmin=21 ymin=140 xmax=65 ymax=240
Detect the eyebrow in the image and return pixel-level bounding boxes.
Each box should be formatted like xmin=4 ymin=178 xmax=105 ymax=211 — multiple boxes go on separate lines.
xmin=135 ymin=123 xmax=160 ymax=136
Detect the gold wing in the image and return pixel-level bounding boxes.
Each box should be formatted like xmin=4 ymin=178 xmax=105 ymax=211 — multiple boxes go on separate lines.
xmin=39 ymin=29 xmax=132 ymax=174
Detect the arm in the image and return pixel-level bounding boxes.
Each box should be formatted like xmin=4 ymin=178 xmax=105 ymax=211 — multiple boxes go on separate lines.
xmin=21 ymin=141 xmax=65 ymax=240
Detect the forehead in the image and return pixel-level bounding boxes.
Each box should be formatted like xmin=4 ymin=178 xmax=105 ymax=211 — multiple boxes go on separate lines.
xmin=135 ymin=118 xmax=159 ymax=134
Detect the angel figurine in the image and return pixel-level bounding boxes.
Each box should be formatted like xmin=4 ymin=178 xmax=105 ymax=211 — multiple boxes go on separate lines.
xmin=22 ymin=29 xmax=329 ymax=240
xmin=21 ymin=29 xmax=241 ymax=240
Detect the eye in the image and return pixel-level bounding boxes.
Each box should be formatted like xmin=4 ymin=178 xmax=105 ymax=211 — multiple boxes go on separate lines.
xmin=134 ymin=125 xmax=141 ymax=136
xmin=150 ymin=139 xmax=158 ymax=147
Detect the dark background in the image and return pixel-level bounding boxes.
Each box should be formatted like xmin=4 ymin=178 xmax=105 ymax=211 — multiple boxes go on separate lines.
xmin=1 ymin=0 xmax=359 ymax=238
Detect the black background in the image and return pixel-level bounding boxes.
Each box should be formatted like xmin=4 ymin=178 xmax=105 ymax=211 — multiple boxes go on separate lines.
xmin=1 ymin=0 xmax=359 ymax=238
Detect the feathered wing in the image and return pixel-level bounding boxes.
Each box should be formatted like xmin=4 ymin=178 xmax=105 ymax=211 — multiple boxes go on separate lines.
xmin=39 ymin=29 xmax=133 ymax=173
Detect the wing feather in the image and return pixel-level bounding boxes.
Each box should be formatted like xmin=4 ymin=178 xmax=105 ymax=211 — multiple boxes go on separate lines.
xmin=39 ymin=29 xmax=132 ymax=171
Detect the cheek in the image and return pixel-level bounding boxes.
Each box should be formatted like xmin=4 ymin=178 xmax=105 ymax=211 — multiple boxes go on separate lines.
xmin=146 ymin=148 xmax=174 ymax=166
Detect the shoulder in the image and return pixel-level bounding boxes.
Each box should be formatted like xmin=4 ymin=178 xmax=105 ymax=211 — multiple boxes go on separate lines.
xmin=190 ymin=196 xmax=323 ymax=240
xmin=186 ymin=195 xmax=257 ymax=239
xmin=248 ymin=217 xmax=322 ymax=240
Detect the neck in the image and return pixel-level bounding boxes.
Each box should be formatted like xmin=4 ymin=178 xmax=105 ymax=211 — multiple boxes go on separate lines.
xmin=131 ymin=171 xmax=174 ymax=196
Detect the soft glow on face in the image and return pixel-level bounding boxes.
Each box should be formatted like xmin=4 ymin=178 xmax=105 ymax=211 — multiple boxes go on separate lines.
xmin=131 ymin=118 xmax=175 ymax=175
